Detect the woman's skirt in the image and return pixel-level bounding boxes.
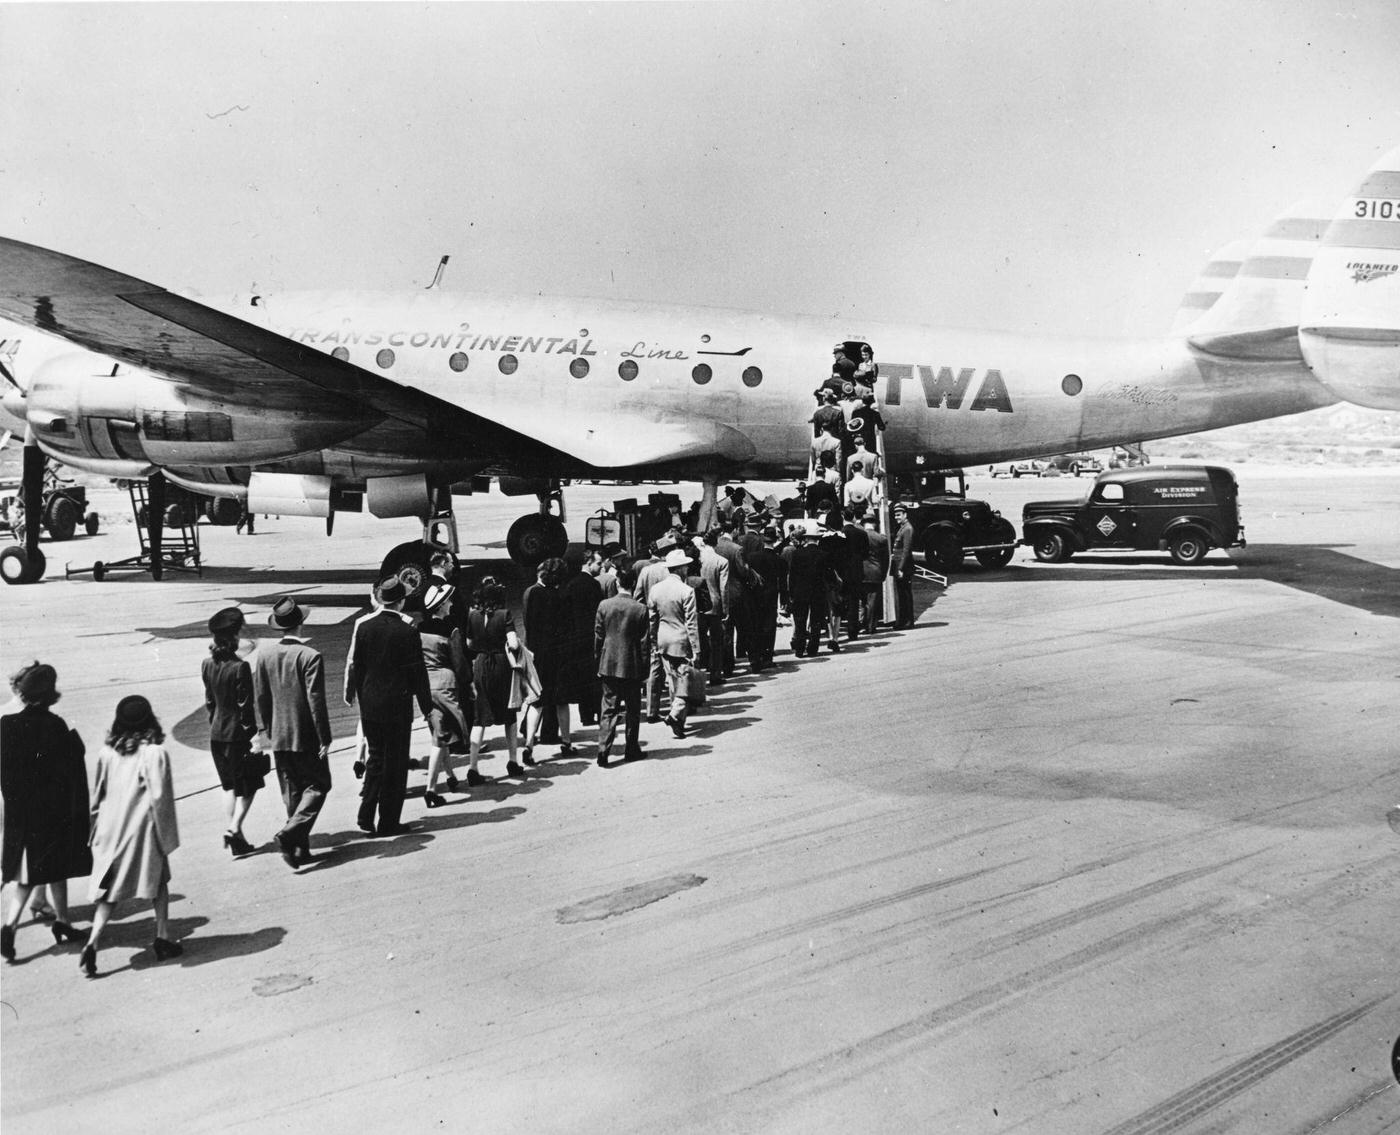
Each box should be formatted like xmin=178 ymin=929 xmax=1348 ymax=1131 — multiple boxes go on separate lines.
xmin=210 ymin=739 xmax=266 ymax=797
xmin=472 ymin=651 xmax=517 ymax=727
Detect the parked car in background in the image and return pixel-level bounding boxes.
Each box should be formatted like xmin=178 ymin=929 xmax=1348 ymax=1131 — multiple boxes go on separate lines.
xmin=988 ymin=459 xmax=1048 ymax=478
xmin=1046 ymin=453 xmax=1104 ymax=477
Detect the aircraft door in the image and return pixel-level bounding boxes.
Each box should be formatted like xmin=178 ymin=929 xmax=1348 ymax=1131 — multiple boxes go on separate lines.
xmin=1087 ymin=481 xmax=1134 ymax=547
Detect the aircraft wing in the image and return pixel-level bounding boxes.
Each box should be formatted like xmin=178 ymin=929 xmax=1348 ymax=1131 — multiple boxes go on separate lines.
xmin=0 ymin=238 xmax=753 ymax=472
xmin=0 ymin=238 xmax=558 ymax=463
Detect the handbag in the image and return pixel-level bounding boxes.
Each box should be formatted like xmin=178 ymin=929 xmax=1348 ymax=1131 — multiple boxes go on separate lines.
xmin=676 ymin=661 xmax=708 ymax=707
xmin=244 ymin=749 xmax=271 ymax=778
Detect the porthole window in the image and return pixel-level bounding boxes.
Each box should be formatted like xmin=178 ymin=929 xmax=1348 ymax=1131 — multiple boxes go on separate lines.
xmin=1061 ymin=373 xmax=1083 ymax=396
xmin=619 ymin=360 xmax=639 ymax=382
xmin=449 ymin=352 xmax=469 ymax=372
xmin=331 ymin=347 xmax=349 ymax=362
xmin=691 ymin=363 xmax=712 ymax=385
xmin=498 ymin=354 xmax=518 ymax=375
xmin=742 ymin=366 xmax=763 ymax=388
xmin=376 ymin=348 xmax=395 ymax=369
xmin=570 ymin=358 xmax=590 ymax=379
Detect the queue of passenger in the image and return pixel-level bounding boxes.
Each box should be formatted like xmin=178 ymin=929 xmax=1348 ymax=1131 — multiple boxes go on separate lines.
xmin=0 ymin=345 xmax=924 ymax=978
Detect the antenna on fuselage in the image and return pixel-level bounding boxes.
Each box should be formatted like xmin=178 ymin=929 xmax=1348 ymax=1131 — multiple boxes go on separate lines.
xmin=426 ymin=255 xmax=450 ymax=290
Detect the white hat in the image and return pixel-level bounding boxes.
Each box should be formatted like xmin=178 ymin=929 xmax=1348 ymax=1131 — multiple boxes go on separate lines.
xmin=664 ymin=548 xmax=691 ymax=569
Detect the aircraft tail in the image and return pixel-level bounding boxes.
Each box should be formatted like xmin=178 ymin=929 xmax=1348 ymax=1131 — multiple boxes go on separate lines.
xmin=1298 ymin=145 xmax=1400 ymax=409
xmin=1178 ymin=201 xmax=1333 ymax=360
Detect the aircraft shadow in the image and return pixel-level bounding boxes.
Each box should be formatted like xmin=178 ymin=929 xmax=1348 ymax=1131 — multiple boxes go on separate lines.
xmin=1232 ymin=543 xmax=1400 ymax=619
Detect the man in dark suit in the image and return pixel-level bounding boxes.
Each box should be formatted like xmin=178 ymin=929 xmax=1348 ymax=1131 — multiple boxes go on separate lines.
xmin=594 ymin=564 xmax=648 ymax=767
xmin=786 ymin=527 xmax=829 ymax=658
xmin=251 ymin=597 xmax=333 ymax=867
xmin=715 ymin=520 xmax=756 ymax=675
xmin=344 ymin=577 xmax=432 ymax=836
xmin=892 ymin=503 xmax=917 ymax=629
xmin=861 ymin=513 xmax=891 ymax=633
xmin=745 ymin=526 xmax=785 ymax=671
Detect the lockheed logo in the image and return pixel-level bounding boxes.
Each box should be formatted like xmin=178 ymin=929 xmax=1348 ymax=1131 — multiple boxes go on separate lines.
xmin=1347 ymin=261 xmax=1398 ymax=284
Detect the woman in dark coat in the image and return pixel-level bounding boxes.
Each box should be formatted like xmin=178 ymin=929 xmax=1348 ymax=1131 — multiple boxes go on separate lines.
xmin=1 ymin=662 xmax=91 ymax=961
xmin=201 ymin=607 xmax=265 ymax=856
xmin=465 ymin=576 xmax=522 ymax=784
xmin=520 ymin=557 xmax=574 ymax=764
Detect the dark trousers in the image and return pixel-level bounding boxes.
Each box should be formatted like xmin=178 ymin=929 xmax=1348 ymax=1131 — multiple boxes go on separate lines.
xmin=862 ymin=582 xmax=884 ymax=633
xmin=274 ymin=750 xmax=330 ymax=850
xmin=704 ymin=610 xmax=726 ymax=682
xmin=724 ymin=592 xmax=753 ymax=671
xmin=750 ymin=595 xmax=778 ymax=668
xmin=894 ymin=570 xmax=915 ymax=628
xmin=597 ymin=676 xmax=642 ymax=760
xmin=843 ymin=585 xmax=863 ymax=640
xmin=358 ymin=713 xmax=411 ymax=831
xmin=790 ymin=594 xmax=828 ymax=656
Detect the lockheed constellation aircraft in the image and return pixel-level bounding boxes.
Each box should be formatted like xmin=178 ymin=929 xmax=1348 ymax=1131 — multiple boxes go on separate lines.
xmin=0 ymin=145 xmax=1395 ymax=585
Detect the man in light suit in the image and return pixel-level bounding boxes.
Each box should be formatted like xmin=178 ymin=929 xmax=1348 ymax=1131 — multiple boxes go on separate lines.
xmin=696 ymin=530 xmax=729 ymax=684
xmin=251 ymin=597 xmax=333 ymax=868
xmin=647 ymin=548 xmax=702 ymax=739
xmin=634 ymin=537 xmax=677 ymax=722
xmin=594 ymin=564 xmax=648 ymax=767
xmin=344 ymin=576 xmax=432 ymax=837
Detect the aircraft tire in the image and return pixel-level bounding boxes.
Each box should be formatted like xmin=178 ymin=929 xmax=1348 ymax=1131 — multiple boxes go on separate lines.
xmin=206 ymin=497 xmax=241 ymax=526
xmin=1 ymin=545 xmax=46 ymax=584
xmin=44 ymin=495 xmax=80 ymax=541
xmin=507 ymin=514 xmax=568 ymax=566
xmin=1168 ymin=531 xmax=1208 ymax=565
xmin=164 ymin=502 xmax=196 ymax=529
xmin=380 ymin=541 xmax=434 ymax=602
xmin=1031 ymin=531 xmax=1072 ymax=563
xmin=922 ymin=528 xmax=963 ymax=573
xmin=85 ymin=511 xmax=100 ymax=536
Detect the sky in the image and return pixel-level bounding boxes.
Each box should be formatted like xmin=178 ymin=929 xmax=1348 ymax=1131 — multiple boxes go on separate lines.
xmin=3 ymin=0 xmax=1399 ymax=339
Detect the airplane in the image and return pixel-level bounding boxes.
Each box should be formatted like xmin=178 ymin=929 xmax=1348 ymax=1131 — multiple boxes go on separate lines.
xmin=0 ymin=144 xmax=1396 ymax=587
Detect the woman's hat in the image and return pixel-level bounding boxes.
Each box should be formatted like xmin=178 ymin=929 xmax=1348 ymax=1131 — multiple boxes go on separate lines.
xmin=14 ymin=662 xmax=57 ymax=703
xmin=115 ymin=694 xmax=154 ymax=730
xmin=422 ymin=582 xmax=455 ymax=614
xmin=208 ymin=606 xmax=244 ymax=635
xmin=268 ymin=597 xmax=306 ymax=629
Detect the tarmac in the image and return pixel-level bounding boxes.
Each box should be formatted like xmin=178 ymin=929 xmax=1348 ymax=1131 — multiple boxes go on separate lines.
xmin=2 ymin=467 xmax=1398 ymax=1134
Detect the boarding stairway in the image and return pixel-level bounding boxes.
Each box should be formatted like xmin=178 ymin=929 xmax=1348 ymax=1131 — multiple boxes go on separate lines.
xmin=66 ymin=474 xmax=201 ymax=582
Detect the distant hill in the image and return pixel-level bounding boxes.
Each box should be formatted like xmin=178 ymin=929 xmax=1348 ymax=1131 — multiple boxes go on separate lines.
xmin=1150 ymin=404 xmax=1400 ymax=466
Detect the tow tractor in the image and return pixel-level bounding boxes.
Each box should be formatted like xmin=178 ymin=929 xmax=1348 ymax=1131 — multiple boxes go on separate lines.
xmin=890 ymin=466 xmax=1019 ymax=572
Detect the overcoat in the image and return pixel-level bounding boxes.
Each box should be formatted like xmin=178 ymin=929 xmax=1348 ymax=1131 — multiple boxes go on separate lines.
xmin=89 ymin=742 xmax=179 ymax=902
xmin=0 ymin=706 xmax=92 ymax=885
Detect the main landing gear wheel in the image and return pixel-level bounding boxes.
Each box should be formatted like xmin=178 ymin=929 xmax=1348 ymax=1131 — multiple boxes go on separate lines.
xmin=507 ymin=514 xmax=568 ymax=566
xmin=379 ymin=541 xmax=435 ymax=602
xmin=1 ymin=545 xmax=46 ymax=585
xmin=1031 ymin=531 xmax=1072 ymax=563
xmin=43 ymin=496 xmax=80 ymax=541
xmin=922 ymin=529 xmax=963 ymax=573
xmin=206 ymin=497 xmax=241 ymax=526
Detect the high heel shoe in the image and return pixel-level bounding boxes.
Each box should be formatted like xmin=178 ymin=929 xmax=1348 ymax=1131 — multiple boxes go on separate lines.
xmin=1 ymin=925 xmax=15 ymax=962
xmin=505 ymin=760 xmax=525 ymax=777
xmin=152 ymin=937 xmax=183 ymax=961
xmin=443 ymin=773 xmax=460 ymax=791
xmin=520 ymin=745 xmax=536 ymax=767
xmin=228 ymin=832 xmax=254 ymax=856
xmin=465 ymin=769 xmax=487 ymax=787
xmin=79 ymin=944 xmax=97 ymax=977
xmin=51 ymin=921 xmax=85 ymax=945
xmin=423 ymin=791 xmax=446 ymax=809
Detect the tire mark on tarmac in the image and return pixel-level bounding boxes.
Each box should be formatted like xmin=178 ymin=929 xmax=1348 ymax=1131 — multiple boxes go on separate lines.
xmin=952 ymin=852 xmax=1259 ymax=961
xmin=1098 ymin=999 xmax=1386 ymax=1135
xmin=681 ymin=901 xmax=1224 ymax=1131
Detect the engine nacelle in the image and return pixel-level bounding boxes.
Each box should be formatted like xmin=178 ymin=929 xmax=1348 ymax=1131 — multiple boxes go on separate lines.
xmin=1298 ymin=146 xmax=1400 ymax=409
xmin=25 ymin=349 xmax=376 ymax=468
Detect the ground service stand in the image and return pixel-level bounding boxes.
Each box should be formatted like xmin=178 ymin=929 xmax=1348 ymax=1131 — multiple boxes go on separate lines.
xmin=66 ymin=473 xmax=201 ymax=582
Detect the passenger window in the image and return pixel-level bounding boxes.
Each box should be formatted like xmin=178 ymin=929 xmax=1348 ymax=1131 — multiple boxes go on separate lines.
xmin=1096 ymin=483 xmax=1125 ymax=503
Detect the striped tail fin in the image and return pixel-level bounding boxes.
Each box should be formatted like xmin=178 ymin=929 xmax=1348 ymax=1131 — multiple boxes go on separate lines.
xmin=1298 ymin=145 xmax=1400 ymax=409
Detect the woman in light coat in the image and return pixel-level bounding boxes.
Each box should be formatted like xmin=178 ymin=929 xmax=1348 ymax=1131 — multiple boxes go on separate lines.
xmin=82 ymin=695 xmax=182 ymax=977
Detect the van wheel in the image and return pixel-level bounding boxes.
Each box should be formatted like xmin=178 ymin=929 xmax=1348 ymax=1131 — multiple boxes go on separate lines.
xmin=1169 ymin=532 xmax=1208 ymax=565
xmin=1032 ymin=531 xmax=1071 ymax=563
